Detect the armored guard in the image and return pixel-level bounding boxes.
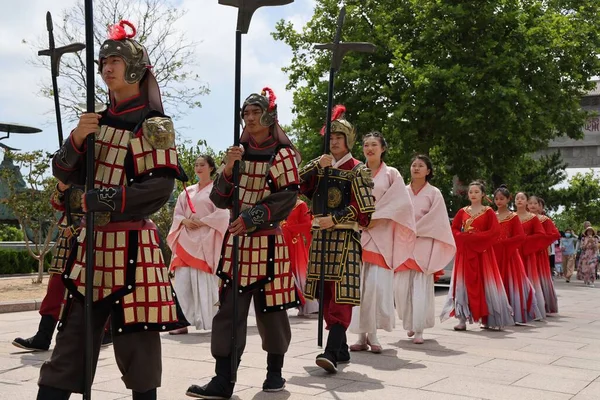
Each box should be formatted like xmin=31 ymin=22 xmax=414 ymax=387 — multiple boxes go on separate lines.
xmin=37 ymin=20 xmax=187 ymax=400
xmin=299 ymin=105 xmax=375 ymax=373
xmin=186 ymin=88 xmax=301 ymax=399
xmin=12 ymin=182 xmax=84 ymax=352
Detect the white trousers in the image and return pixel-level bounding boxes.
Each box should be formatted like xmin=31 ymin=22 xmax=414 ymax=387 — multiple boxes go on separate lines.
xmin=173 ymin=267 xmax=219 ymax=330
xmin=349 ymin=263 xmax=395 ymax=333
xmin=394 ymin=270 xmax=435 ymax=333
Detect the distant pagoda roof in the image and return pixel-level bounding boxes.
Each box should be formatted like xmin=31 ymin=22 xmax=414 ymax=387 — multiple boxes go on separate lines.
xmin=0 ymin=152 xmax=26 ymax=223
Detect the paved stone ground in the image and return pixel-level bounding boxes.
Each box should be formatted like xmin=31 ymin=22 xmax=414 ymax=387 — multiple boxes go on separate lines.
xmin=1 ymin=281 xmax=600 ymax=399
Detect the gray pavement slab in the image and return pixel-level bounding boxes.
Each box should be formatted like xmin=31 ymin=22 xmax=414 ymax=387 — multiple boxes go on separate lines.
xmin=1 ymin=281 xmax=600 ymax=399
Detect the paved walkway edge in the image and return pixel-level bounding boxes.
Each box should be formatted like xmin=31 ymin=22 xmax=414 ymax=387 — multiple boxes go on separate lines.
xmin=0 ymin=299 xmax=42 ymax=314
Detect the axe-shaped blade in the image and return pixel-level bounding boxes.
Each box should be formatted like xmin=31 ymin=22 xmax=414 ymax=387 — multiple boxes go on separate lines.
xmin=38 ymin=43 xmax=86 ymax=78
xmin=38 ymin=11 xmax=86 ymax=147
xmin=38 ymin=12 xmax=85 ymax=78
xmin=314 ymin=42 xmax=377 ymax=71
xmin=219 ymin=0 xmax=294 ymax=33
xmin=0 ymin=142 xmax=19 ymax=152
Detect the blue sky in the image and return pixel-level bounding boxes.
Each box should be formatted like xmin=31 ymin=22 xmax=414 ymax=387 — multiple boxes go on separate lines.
xmin=0 ymin=0 xmax=314 ymax=154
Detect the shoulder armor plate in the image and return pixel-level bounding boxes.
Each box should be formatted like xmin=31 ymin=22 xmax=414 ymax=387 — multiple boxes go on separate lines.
xmin=142 ymin=117 xmax=175 ymax=150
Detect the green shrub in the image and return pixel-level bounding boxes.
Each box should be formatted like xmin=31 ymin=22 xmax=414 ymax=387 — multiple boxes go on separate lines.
xmin=0 ymin=224 xmax=24 ymax=241
xmin=0 ymin=249 xmax=53 ymax=275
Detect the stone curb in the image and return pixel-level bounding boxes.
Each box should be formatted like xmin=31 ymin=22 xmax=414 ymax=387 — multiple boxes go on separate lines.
xmin=0 ymin=300 xmax=42 ymax=314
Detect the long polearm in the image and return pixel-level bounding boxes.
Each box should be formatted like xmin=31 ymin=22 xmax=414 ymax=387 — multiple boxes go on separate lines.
xmin=38 ymin=11 xmax=85 ymax=228
xmin=83 ymin=1 xmax=96 ymax=399
xmin=314 ymin=6 xmax=376 ymax=348
xmin=38 ymin=12 xmax=85 ymax=148
xmin=218 ymin=0 xmax=294 ymax=383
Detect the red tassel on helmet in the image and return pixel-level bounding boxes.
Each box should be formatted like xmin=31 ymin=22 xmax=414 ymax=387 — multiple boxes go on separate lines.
xmin=261 ymin=87 xmax=277 ymax=111
xmin=320 ymin=104 xmax=346 ymax=135
xmin=331 ymin=104 xmax=346 ymax=120
xmin=108 ymin=20 xmax=137 ymax=40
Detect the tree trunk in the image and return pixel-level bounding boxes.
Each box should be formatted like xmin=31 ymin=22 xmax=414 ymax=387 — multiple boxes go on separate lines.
xmin=36 ymin=255 xmax=45 ymax=284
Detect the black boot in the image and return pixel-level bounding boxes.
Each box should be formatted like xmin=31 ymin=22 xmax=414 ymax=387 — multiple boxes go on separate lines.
xmin=132 ymin=388 xmax=157 ymax=400
xmin=338 ymin=330 xmax=350 ymax=364
xmin=315 ymin=324 xmax=345 ymax=373
xmin=186 ymin=356 xmax=236 ymax=399
xmin=13 ymin=315 xmax=57 ymax=352
xmin=262 ymin=353 xmax=286 ymax=392
xmin=36 ymin=385 xmax=71 ymax=400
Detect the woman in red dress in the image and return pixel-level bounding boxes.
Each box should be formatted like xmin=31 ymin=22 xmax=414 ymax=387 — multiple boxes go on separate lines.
xmin=514 ymin=192 xmax=547 ymax=320
xmin=528 ymin=196 xmax=560 ymax=314
xmin=493 ymin=186 xmax=541 ymax=324
xmin=281 ymin=199 xmax=318 ymax=316
xmin=440 ymin=181 xmax=514 ymax=330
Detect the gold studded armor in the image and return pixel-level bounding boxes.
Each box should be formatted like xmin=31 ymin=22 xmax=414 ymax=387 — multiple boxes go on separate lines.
xmin=299 ymin=156 xmax=375 ymax=305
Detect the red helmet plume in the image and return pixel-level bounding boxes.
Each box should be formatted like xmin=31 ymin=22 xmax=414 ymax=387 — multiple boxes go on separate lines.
xmin=320 ymin=104 xmax=347 ymax=135
xmin=108 ymin=20 xmax=137 ymax=40
xmin=261 ymin=87 xmax=277 ymax=111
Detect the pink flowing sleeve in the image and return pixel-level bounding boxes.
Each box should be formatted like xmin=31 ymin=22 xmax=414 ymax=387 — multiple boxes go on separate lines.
xmin=166 ymin=191 xmax=188 ymax=251
xmin=413 ymin=188 xmax=456 ymax=274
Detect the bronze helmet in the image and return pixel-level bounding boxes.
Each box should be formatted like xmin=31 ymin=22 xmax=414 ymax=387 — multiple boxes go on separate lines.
xmin=324 ymin=105 xmax=356 ymax=149
xmin=241 ymin=87 xmax=277 ymax=127
xmin=98 ymin=20 xmax=150 ymax=84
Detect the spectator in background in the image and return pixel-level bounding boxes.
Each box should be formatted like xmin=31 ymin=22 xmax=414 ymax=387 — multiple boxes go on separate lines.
xmin=577 ymin=226 xmax=599 ymax=287
xmin=560 ymin=228 xmax=577 ymax=283
xmin=554 ymin=240 xmax=563 ymax=277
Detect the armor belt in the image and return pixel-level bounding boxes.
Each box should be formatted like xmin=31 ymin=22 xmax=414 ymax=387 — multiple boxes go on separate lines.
xmin=312 ymin=218 xmax=359 ymax=232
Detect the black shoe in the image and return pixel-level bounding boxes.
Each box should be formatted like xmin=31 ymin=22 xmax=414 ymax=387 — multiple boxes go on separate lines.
xmin=186 ymin=356 xmax=235 ymax=399
xmin=13 ymin=315 xmax=56 ymax=352
xmin=263 ymin=353 xmax=286 ymax=392
xmin=132 ymin=388 xmax=156 ymax=400
xmin=36 ymin=385 xmax=71 ymax=400
xmin=315 ymin=352 xmax=337 ymax=373
xmin=12 ymin=335 xmax=50 ymax=352
xmin=316 ymin=324 xmax=345 ymax=373
xmin=186 ymin=380 xmax=233 ymax=399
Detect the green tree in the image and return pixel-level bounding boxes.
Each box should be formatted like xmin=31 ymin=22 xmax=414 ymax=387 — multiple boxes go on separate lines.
xmin=274 ymin=0 xmax=600 ymax=210
xmin=0 ymin=151 xmax=59 ymax=283
xmin=553 ymin=170 xmax=600 ymax=232
xmin=29 ymin=0 xmax=209 ymax=121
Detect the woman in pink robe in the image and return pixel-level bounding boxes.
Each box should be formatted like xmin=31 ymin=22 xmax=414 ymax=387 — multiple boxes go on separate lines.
xmin=349 ymin=132 xmax=416 ymax=353
xmin=395 ymin=155 xmax=455 ymax=344
xmin=167 ymin=155 xmax=229 ymax=333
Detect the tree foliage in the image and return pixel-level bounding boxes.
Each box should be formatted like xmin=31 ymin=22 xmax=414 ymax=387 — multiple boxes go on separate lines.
xmin=30 ymin=0 xmax=209 ymax=121
xmin=0 ymin=224 xmax=24 ymax=241
xmin=553 ymin=170 xmax=600 ymax=232
xmin=274 ymin=0 xmax=600 ymax=214
xmin=0 ymin=151 xmax=59 ymax=283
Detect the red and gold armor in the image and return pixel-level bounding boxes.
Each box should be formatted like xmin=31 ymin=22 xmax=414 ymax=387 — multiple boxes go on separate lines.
xmin=211 ymin=142 xmax=302 ymax=312
xmin=300 ymin=157 xmax=375 ymax=306
xmin=53 ymin=109 xmax=185 ymax=334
